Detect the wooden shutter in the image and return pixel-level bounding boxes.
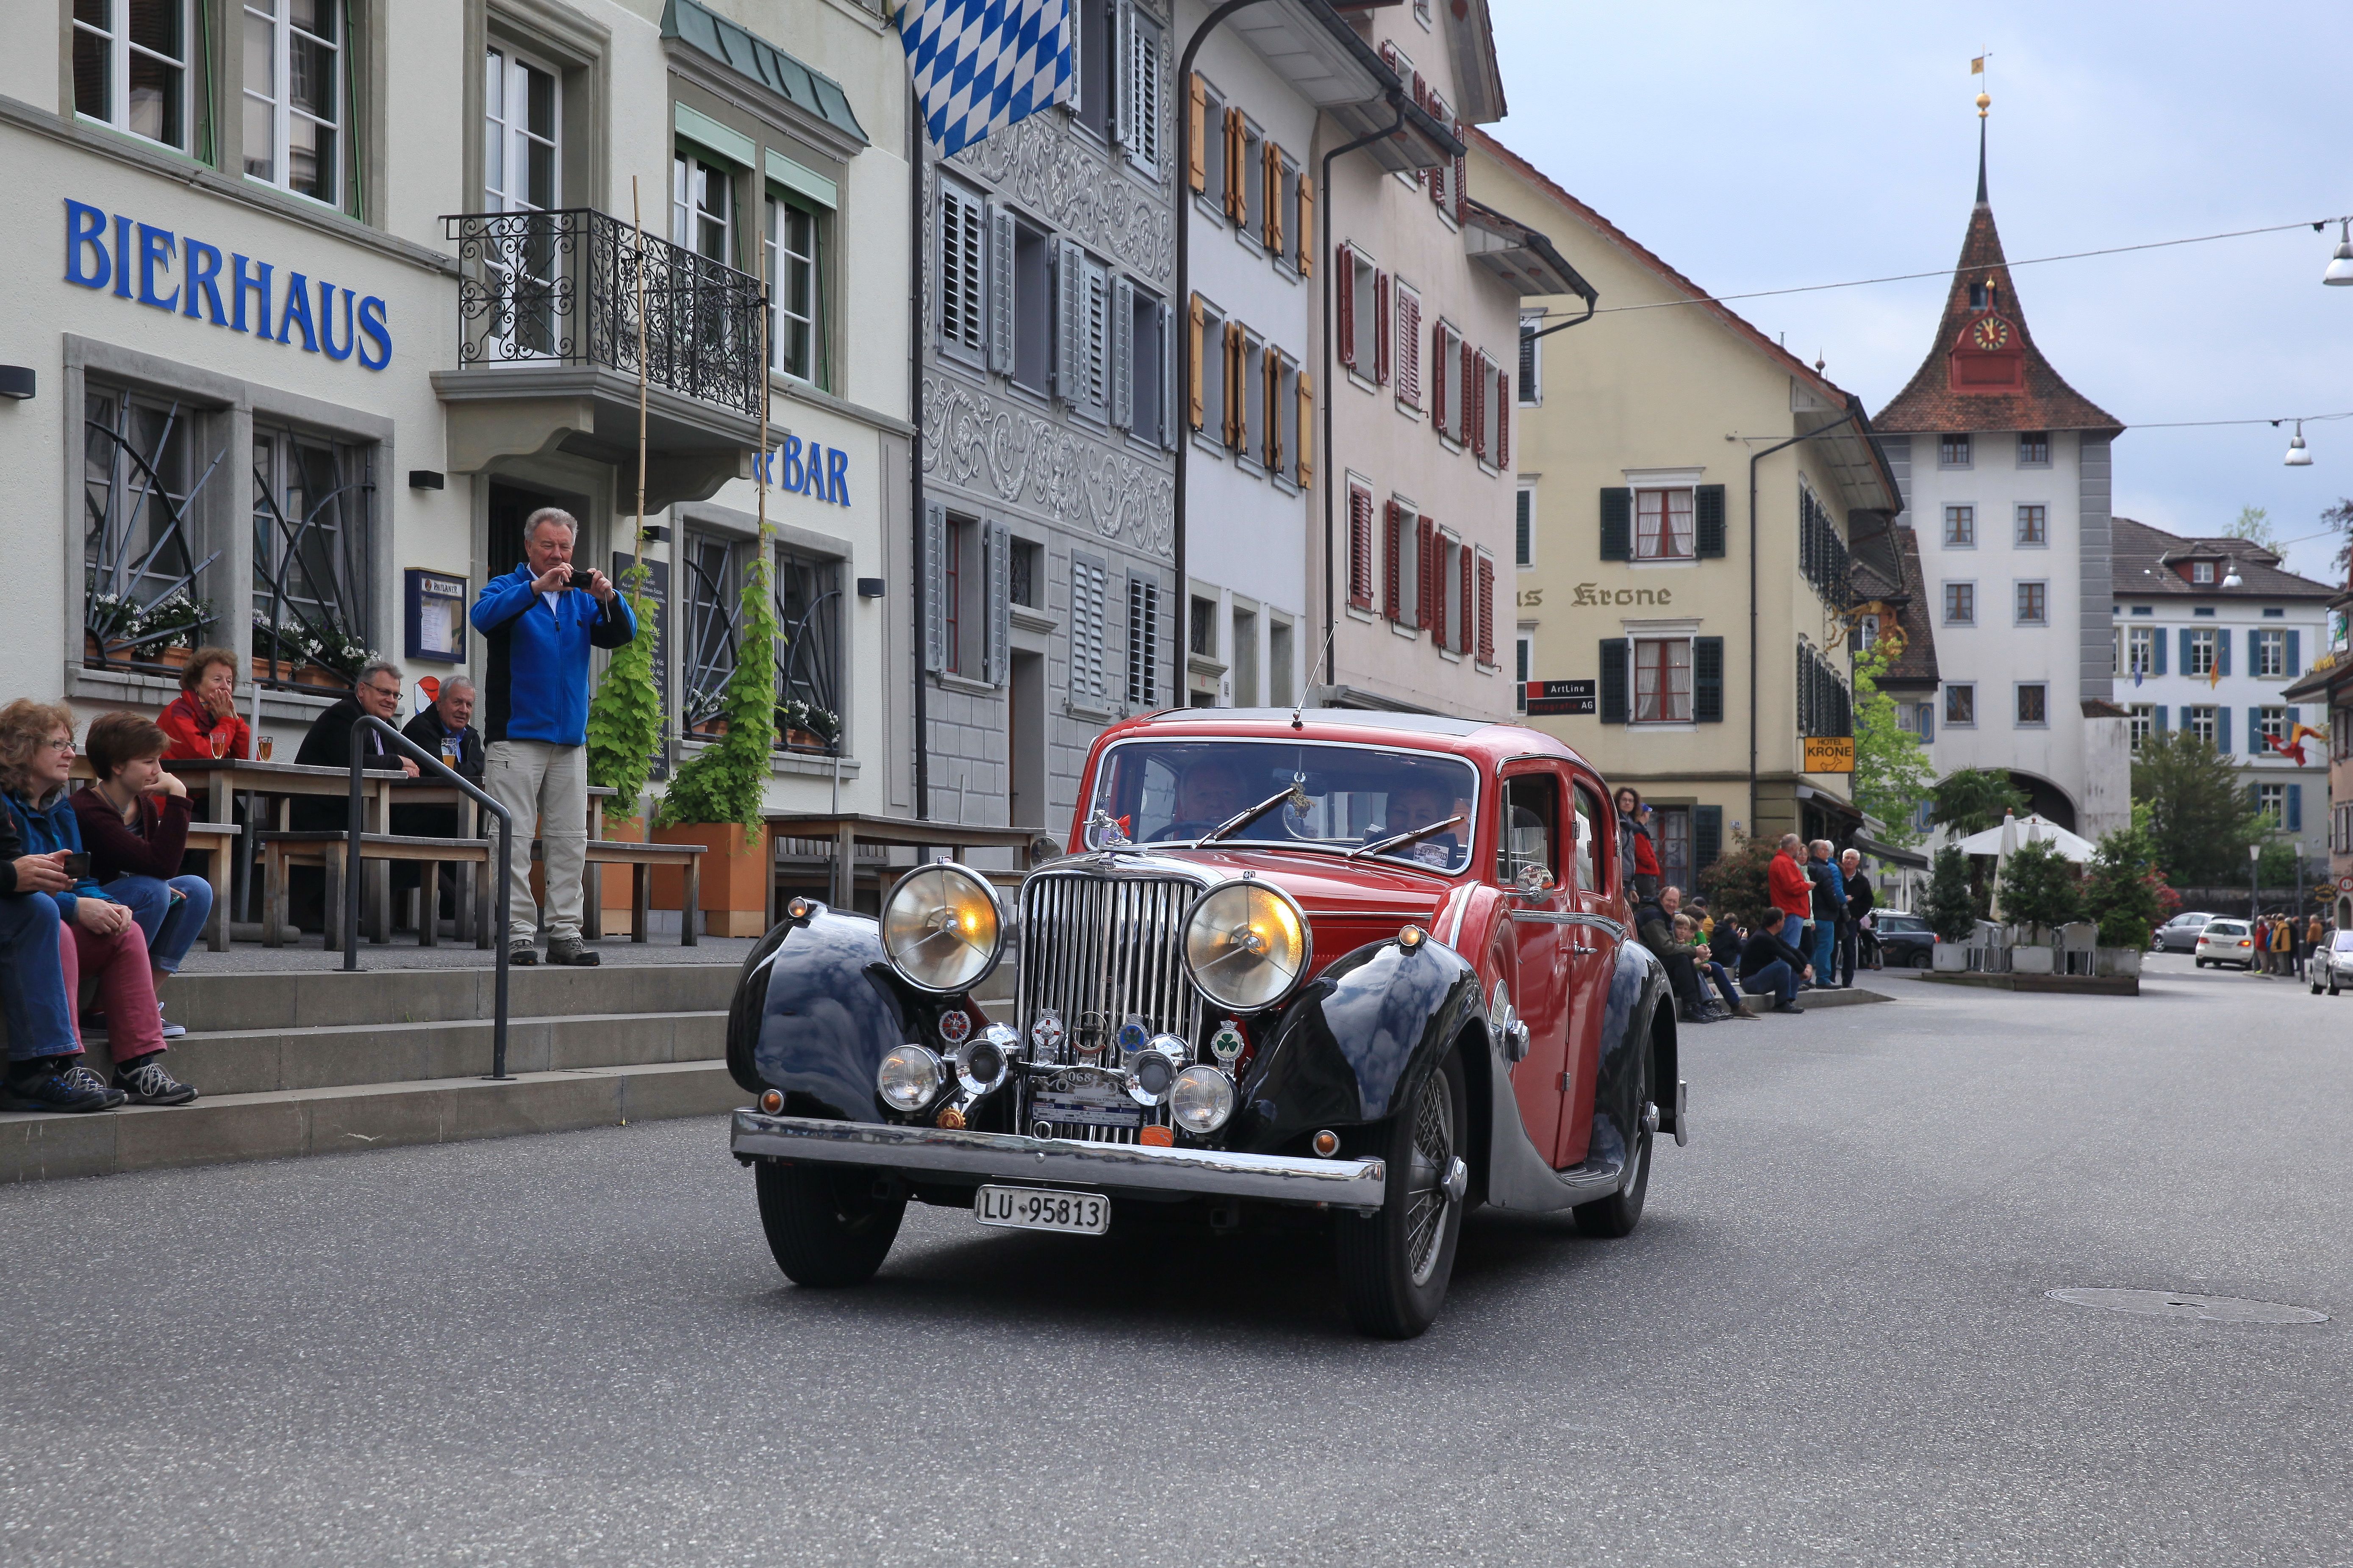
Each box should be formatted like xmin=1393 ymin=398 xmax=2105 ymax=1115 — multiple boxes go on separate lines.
xmin=1055 ymin=238 xmax=1083 ymax=402
xmin=1187 ymin=74 xmax=1207 ymax=192
xmin=1223 ymin=107 xmax=1244 ymax=221
xmin=1495 ymin=363 xmax=1509 ymax=468
xmin=1110 ymin=275 xmax=1135 ymax=429
xmin=2218 ymin=630 xmax=2231 ymax=677
xmin=1264 ymin=349 xmax=1282 ymax=470
xmin=2286 ymin=630 xmax=2301 ymax=675
xmin=1186 ymin=294 xmax=1204 ymax=431
xmin=1415 ymin=515 xmax=1435 ymax=631
xmin=1296 ymin=172 xmax=1313 ymax=274
xmin=987 ymin=204 xmax=1014 ymax=375
xmin=1695 ymin=484 xmax=1727 ymax=557
xmin=921 ymin=502 xmax=946 ymax=673
xmin=1430 ymin=321 xmax=1447 ymax=433
xmin=1222 ymin=320 xmax=1243 ymax=449
xmin=1373 ymin=271 xmax=1390 ymax=385
xmin=1382 ymin=501 xmax=1403 ymax=622
xmin=1598 ymin=640 xmax=1628 ymax=723
xmin=1296 ymin=371 xmax=1313 ymax=489
xmin=1395 ymin=290 xmax=1421 ymax=406
xmin=1693 ymin=636 xmax=1724 ymax=722
xmin=1263 ymin=142 xmax=1284 ymax=252
xmin=1469 ymin=351 xmax=1489 ymax=459
xmin=1599 ymin=488 xmax=1632 ymax=561
xmin=1348 ymin=483 xmax=1374 ymax=609
xmin=1453 ymin=149 xmax=1467 ymax=224
xmin=1694 ymin=806 xmax=1723 ymax=869
xmin=1459 ymin=542 xmax=1475 ymax=654
xmin=1476 ymin=553 xmax=1495 ymax=665
xmin=1335 ymin=247 xmax=1354 ymax=368
xmin=1459 ymin=336 xmax=1474 ymax=445
xmin=985 ymin=520 xmax=1011 ymax=687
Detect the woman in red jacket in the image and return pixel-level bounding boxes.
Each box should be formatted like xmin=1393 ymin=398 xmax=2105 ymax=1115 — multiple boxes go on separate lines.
xmin=156 ymin=646 xmax=251 ymax=762
xmin=1614 ymin=786 xmax=1662 ymax=900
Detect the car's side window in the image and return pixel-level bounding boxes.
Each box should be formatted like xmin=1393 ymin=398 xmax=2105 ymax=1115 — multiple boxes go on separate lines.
xmin=1495 ymin=773 xmax=1559 ymax=887
xmin=1570 ymin=782 xmax=1603 ymax=893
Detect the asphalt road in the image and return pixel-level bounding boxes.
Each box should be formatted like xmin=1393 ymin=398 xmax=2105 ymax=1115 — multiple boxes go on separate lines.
xmin=3 ymin=953 xmax=2347 ymax=1567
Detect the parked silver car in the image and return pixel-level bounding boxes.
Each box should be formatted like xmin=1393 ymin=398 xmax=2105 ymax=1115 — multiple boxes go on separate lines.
xmin=2311 ymin=930 xmax=2353 ymax=995
xmin=2154 ymin=911 xmax=2215 ymax=953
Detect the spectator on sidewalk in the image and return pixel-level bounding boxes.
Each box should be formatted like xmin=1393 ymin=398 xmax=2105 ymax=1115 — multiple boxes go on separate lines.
xmin=292 ymin=659 xmax=419 ymax=829
xmin=1678 ymin=909 xmax=1751 ymax=1020
xmin=1769 ymin=834 xmax=1813 ymax=964
xmin=156 ymin=646 xmax=250 ymax=762
xmin=471 ymin=507 xmax=636 ymax=967
xmin=2307 ymin=913 xmax=2327 ymax=980
xmin=1636 ymin=884 xmax=1715 ymax=1024
xmin=1807 ymin=839 xmax=1845 ymax=988
xmin=1839 ymin=847 xmax=1874 ymax=988
xmin=71 ymin=713 xmax=210 ymax=1039
xmin=1739 ymin=907 xmax=1813 ymax=1014
xmin=0 ymin=701 xmax=194 ymax=1108
xmin=0 ymin=746 xmax=97 ymax=1114
xmin=1615 ymin=787 xmax=1661 ymax=902
xmin=392 ymin=676 xmax=487 ymax=927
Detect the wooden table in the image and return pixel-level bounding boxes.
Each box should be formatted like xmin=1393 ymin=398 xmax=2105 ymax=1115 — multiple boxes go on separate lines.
xmin=763 ymin=813 xmax=1050 ymax=910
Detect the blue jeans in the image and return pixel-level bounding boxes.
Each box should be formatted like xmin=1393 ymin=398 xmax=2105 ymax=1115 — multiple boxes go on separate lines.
xmin=1742 ymin=958 xmax=1797 ymax=1009
xmin=105 ymin=874 xmax=213 ymax=975
xmin=0 ymin=892 xmax=78 ymax=1060
xmin=1785 ymin=920 xmax=1809 ymax=978
xmin=1812 ymin=919 xmax=1837 ymax=983
xmin=1704 ymin=960 xmax=1743 ymax=1014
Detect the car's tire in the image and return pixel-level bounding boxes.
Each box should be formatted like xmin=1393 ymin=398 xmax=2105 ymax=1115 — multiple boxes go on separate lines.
xmin=753 ymin=1158 xmax=906 ymax=1288
xmin=1335 ymin=1048 xmax=1468 ymax=1340
xmin=1573 ymin=1096 xmax=1654 ymax=1241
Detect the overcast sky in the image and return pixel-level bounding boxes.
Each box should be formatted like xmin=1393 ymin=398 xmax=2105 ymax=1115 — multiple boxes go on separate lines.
xmin=1485 ymin=0 xmax=2353 ymax=587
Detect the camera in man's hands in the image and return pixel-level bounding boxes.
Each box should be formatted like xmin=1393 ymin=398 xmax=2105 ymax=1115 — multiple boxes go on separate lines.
xmin=566 ymin=568 xmax=594 ymax=590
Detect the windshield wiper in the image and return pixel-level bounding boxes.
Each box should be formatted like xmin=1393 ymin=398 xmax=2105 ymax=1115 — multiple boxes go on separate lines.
xmin=1347 ymin=813 xmax=1467 ymax=862
xmin=1191 ymin=783 xmax=1309 ymax=848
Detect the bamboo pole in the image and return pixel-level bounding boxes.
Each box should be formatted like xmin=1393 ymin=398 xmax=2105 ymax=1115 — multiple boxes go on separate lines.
xmin=632 ymin=177 xmax=650 ymax=574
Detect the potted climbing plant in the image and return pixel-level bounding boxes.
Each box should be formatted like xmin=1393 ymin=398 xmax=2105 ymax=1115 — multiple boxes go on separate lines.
xmin=585 ymin=551 xmax=666 ymax=931
xmin=653 ymin=550 xmax=778 ymax=937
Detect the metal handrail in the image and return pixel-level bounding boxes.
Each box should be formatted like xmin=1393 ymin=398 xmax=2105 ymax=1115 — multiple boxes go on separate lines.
xmin=344 ymin=716 xmax=515 ymax=1080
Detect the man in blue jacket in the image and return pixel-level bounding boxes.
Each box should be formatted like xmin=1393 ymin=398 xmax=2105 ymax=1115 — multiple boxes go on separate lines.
xmin=471 ymin=508 xmax=636 ymax=965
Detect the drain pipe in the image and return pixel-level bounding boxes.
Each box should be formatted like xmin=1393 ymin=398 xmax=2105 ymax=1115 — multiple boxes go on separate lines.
xmin=1747 ymin=411 xmax=1855 ymax=831
xmin=1171 ymin=0 xmax=1271 ymax=707
xmin=1316 ymin=97 xmax=1409 ymax=699
xmin=909 ymin=78 xmax=929 ymax=820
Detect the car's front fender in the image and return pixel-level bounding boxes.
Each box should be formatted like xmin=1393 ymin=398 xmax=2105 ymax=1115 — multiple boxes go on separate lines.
xmin=724 ymin=907 xmax=963 ymax=1119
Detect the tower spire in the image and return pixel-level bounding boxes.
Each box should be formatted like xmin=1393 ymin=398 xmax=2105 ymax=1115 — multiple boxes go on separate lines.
xmin=1976 ymin=115 xmax=1988 ymax=206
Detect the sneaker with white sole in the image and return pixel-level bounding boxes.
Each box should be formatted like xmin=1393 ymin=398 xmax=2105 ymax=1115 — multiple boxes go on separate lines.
xmin=157 ymin=1005 xmax=186 ymax=1040
xmin=114 ymin=1054 xmax=198 ymax=1106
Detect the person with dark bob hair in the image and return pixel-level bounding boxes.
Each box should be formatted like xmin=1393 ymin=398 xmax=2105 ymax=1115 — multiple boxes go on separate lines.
xmin=1613 ymin=785 xmax=1661 ymax=901
xmin=156 ymin=645 xmax=251 ymax=762
xmin=73 ymin=711 xmax=211 ymax=1036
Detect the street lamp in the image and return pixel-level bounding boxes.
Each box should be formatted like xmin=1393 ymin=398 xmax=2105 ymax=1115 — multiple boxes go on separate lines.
xmin=2325 ymin=219 xmax=2353 ymax=286
xmin=2223 ymin=557 xmax=2245 ymax=588
xmin=2284 ymin=420 xmax=2314 ymax=467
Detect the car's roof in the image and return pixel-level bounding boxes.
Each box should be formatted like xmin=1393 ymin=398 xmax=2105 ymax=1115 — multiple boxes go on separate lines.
xmin=1101 ymin=708 xmax=1587 ymax=768
xmin=2203 ymin=919 xmax=2247 ymax=931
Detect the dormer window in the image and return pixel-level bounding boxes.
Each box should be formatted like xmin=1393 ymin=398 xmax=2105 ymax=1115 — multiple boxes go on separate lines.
xmin=1967 ymin=277 xmax=1999 ymax=310
xmin=2190 ymin=560 xmax=2216 ymax=585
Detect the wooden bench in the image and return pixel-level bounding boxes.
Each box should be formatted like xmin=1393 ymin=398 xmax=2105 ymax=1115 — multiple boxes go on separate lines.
xmin=180 ymin=821 xmax=241 ymax=953
xmin=258 ymin=832 xmax=496 ymax=950
xmin=537 ymin=839 xmax=705 ymax=946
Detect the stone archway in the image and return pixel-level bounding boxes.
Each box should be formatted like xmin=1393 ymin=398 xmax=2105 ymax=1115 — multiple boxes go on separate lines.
xmin=2005 ymin=771 xmax=2078 ymax=832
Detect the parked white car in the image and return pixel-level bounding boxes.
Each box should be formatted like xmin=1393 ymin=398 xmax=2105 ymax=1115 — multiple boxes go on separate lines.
xmin=2193 ymin=919 xmax=2256 ymax=970
xmin=2312 ymin=930 xmax=2353 ymax=995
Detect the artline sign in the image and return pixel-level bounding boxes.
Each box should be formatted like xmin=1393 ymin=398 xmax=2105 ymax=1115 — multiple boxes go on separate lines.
xmin=62 ymin=199 xmax=392 ymax=370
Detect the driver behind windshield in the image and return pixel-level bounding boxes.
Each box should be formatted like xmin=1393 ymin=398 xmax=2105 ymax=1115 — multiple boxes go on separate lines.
xmin=1157 ymin=757 xmax=1251 ymax=841
xmin=1374 ymin=780 xmax=1463 ymax=867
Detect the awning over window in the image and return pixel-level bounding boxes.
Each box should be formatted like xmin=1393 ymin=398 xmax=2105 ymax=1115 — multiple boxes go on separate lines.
xmin=662 ymin=0 xmax=868 ymax=148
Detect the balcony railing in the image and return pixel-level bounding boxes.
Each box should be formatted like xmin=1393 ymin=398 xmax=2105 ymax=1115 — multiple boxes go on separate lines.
xmin=444 ymin=208 xmax=766 ymax=419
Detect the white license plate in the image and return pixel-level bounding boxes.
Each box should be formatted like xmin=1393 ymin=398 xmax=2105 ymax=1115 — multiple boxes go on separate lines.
xmin=973 ymin=1185 xmax=1110 ymax=1236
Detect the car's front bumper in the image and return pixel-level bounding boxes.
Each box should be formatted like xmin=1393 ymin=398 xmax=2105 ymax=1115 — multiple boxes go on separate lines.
xmin=730 ymin=1111 xmax=1389 ymax=1211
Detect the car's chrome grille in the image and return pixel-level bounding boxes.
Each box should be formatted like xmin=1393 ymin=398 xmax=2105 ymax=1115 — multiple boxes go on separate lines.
xmin=1016 ymin=871 xmax=1202 ymax=1068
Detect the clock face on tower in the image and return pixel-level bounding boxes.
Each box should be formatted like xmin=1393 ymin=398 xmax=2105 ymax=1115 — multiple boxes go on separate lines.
xmin=1973 ymin=316 xmax=2012 ymax=351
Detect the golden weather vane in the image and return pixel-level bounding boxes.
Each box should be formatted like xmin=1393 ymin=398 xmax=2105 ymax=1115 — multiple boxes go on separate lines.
xmin=1972 ymin=50 xmax=1992 ymax=116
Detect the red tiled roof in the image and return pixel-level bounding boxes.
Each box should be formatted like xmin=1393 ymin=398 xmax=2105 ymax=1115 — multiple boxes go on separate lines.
xmin=1873 ymin=196 xmax=2123 ymax=436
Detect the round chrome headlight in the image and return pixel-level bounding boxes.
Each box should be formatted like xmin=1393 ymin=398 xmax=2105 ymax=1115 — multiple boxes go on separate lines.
xmin=1125 ymin=1044 xmax=1184 ymax=1107
xmin=956 ymin=1024 xmax=1018 ymax=1097
xmin=1182 ymin=881 xmax=1310 ymax=1013
xmin=877 ymin=1043 xmax=946 ymax=1112
xmin=1169 ymin=1065 xmax=1236 ymax=1135
xmin=880 ymin=862 xmax=1003 ymax=995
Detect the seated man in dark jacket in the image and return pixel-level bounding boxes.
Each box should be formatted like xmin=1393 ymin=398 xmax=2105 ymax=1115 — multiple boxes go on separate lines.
xmin=1739 ymin=907 xmax=1814 ymax=1014
xmin=1636 ymin=887 xmax=1716 ymax=1025
xmin=393 ymin=676 xmax=486 ymax=924
xmin=292 ymin=658 xmax=418 ymax=829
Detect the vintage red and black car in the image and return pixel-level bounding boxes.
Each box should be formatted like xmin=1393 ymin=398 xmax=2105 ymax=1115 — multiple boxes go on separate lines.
xmin=726 ymin=708 xmax=1687 ymax=1337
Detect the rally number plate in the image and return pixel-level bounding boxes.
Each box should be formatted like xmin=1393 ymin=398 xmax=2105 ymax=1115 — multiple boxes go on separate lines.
xmin=973 ymin=1185 xmax=1110 ymax=1236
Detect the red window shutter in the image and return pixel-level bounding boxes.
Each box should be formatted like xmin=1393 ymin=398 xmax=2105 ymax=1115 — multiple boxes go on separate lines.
xmin=1496 ymin=365 xmax=1510 ymax=468
xmin=1349 ymin=485 xmax=1374 ymax=609
xmin=1430 ymin=153 xmax=1446 ymax=212
xmin=1453 ymin=152 xmax=1467 ymax=223
xmin=1397 ymin=292 xmax=1420 ymax=405
xmin=1415 ymin=514 xmax=1435 ymax=631
xmin=1470 ymin=352 xmax=1488 ymax=459
xmin=1476 ymin=555 xmax=1495 ymax=665
xmin=1335 ymin=247 xmax=1354 ymax=369
xmin=1459 ymin=337 xmax=1474 ymax=444
xmin=1383 ymin=500 xmax=1403 ymax=621
xmin=1373 ymin=270 xmax=1390 ymax=385
xmin=1430 ymin=323 xmax=1447 ymax=434
xmin=1460 ymin=544 xmax=1475 ymax=654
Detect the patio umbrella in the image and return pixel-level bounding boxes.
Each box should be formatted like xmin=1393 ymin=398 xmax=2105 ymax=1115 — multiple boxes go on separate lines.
xmin=1951 ymin=813 xmax=2096 ymax=863
xmin=1988 ymin=810 xmax=2021 ymax=922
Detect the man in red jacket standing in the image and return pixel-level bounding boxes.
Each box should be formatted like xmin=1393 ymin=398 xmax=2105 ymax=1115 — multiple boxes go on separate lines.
xmin=1769 ymin=833 xmax=1815 ymax=975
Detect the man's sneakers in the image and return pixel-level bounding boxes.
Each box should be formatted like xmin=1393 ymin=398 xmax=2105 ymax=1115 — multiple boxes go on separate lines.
xmin=157 ymin=1005 xmax=186 ymax=1040
xmin=508 ymin=943 xmax=539 ymax=967
xmin=1773 ymin=1000 xmax=1806 ymax=1014
xmin=114 ymin=1053 xmax=199 ymax=1106
xmin=545 ymin=936 xmax=600 ymax=967
xmin=2 ymin=1055 xmax=117 ymax=1114
xmin=63 ymin=1062 xmax=130 ymax=1108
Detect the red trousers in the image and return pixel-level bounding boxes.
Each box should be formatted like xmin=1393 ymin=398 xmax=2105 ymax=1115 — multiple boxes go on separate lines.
xmin=61 ymin=916 xmax=164 ymax=1062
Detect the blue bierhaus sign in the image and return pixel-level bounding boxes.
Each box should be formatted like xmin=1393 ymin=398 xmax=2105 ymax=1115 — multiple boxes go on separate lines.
xmin=62 ymin=199 xmax=392 ymax=371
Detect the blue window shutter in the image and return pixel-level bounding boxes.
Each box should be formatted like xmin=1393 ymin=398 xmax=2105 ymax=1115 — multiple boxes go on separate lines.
xmin=2288 ymin=784 xmax=2303 ymax=832
xmin=2218 ymin=632 xmax=2231 ymax=678
xmin=2217 ymin=706 xmax=2231 ymax=753
xmin=2154 ymin=705 xmax=2167 ymax=731
xmin=1920 ymin=701 xmax=1934 ymax=742
xmin=2178 ymin=627 xmax=2192 ymax=675
xmin=2286 ymin=630 xmax=2300 ymax=676
xmin=2154 ymin=631 xmax=2166 ymax=676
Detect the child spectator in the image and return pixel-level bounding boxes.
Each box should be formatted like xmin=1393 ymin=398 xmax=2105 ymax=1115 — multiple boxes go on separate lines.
xmin=72 ymin=712 xmax=211 ymax=1038
xmin=0 ymin=701 xmax=194 ymax=1107
xmin=156 ymin=645 xmax=250 ymax=762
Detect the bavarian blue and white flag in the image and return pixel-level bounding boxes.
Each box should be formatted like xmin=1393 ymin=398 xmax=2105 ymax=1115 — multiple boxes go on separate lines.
xmin=898 ymin=0 xmax=1073 ymax=157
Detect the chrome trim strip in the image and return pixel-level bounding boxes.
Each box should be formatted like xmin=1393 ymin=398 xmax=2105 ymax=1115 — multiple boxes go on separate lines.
xmin=731 ymin=1113 xmax=1389 ymax=1209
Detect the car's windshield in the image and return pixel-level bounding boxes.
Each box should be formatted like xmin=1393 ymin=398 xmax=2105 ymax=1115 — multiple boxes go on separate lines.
xmin=2205 ymin=921 xmax=2247 ymax=936
xmin=1086 ymin=739 xmax=1481 ymax=873
xmin=2334 ymin=932 xmax=2353 ymax=952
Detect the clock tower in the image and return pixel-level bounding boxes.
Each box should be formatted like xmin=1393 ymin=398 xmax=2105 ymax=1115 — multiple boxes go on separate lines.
xmin=1872 ymin=115 xmax=2131 ymax=842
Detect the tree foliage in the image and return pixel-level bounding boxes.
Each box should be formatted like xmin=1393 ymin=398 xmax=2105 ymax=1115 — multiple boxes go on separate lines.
xmin=657 ymin=551 xmax=779 ymax=831
xmin=585 ymin=555 xmax=664 ymax=816
xmin=2081 ymin=819 xmax=2171 ymax=949
xmin=2130 ymin=729 xmax=2264 ymax=886
xmin=1848 ymin=639 xmax=1935 ymax=848
xmin=1695 ymin=830 xmax=1777 ymax=930
xmin=1930 ymin=768 xmax=2028 ymax=836
xmin=1921 ymin=845 xmax=1979 ymax=943
xmin=1997 ymin=837 xmax=2082 ymax=934
xmin=2325 ymin=496 xmax=2353 ymax=582
xmin=2225 ymin=504 xmax=2279 ymax=554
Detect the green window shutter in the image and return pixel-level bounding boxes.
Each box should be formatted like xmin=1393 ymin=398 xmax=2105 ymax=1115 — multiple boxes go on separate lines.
xmin=1693 ymin=635 xmax=1724 ymax=722
xmin=1694 ymin=485 xmax=1727 ymax=557
xmin=1599 ymin=488 xmax=1631 ymax=561
xmin=1694 ymin=805 xmax=1723 ymax=869
xmin=1598 ymin=639 xmax=1628 ymax=723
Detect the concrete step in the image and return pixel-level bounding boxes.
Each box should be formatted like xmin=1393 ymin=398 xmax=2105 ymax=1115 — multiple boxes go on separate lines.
xmin=157 ymin=962 xmax=741 ymax=1033
xmin=143 ymin=1010 xmax=726 ymax=1098
xmin=0 ymin=1061 xmax=746 ymax=1183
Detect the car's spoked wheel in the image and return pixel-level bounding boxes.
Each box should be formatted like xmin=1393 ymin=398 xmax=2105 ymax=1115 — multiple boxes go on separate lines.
xmin=755 ymin=1159 xmax=906 ymax=1288
xmin=1336 ymin=1050 xmax=1467 ymax=1339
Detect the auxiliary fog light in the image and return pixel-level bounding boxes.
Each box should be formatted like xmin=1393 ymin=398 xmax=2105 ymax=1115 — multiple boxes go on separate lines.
xmin=956 ymin=1023 xmax=1019 ymax=1097
xmin=877 ymin=1044 xmax=946 ymax=1113
xmin=1126 ymin=1036 xmax=1188 ymax=1107
xmin=1169 ymin=1065 xmax=1236 ymax=1135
